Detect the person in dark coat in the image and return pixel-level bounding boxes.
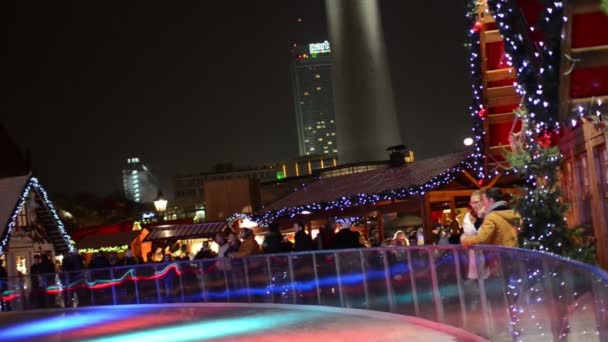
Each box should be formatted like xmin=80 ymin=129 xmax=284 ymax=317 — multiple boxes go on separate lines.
xmin=334 ymin=222 xmax=362 ymax=249
xmin=89 ymin=252 xmax=110 ymax=269
xmin=195 ymin=241 xmax=217 ymax=259
xmin=123 ymin=250 xmax=138 ymax=266
xmin=262 ymin=221 xmax=283 ymax=254
xmin=294 ymin=221 xmax=314 ymax=252
xmin=0 ymin=263 xmax=8 ymax=311
xmin=314 ymin=222 xmax=336 ymax=250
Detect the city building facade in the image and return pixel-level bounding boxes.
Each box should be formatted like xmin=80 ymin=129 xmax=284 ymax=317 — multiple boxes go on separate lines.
xmin=291 ymin=40 xmax=338 ymax=156
xmin=121 ymin=157 xmax=158 ymax=203
xmin=173 ymin=156 xmax=339 ymax=218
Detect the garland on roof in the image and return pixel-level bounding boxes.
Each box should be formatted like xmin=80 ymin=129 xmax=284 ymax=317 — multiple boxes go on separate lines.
xmin=256 ymin=157 xmax=476 ymax=223
xmin=0 ymin=177 xmax=75 ymax=255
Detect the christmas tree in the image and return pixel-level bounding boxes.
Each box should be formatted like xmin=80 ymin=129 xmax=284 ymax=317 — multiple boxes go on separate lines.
xmin=505 ymin=107 xmax=596 ymax=263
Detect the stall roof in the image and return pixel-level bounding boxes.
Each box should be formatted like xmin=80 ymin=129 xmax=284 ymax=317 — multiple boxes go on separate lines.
xmin=77 ymin=230 xmax=142 ymax=250
xmin=0 ymin=175 xmax=74 ymax=255
xmin=144 ymin=222 xmax=227 ymax=242
xmin=258 ymin=151 xmax=473 ymax=218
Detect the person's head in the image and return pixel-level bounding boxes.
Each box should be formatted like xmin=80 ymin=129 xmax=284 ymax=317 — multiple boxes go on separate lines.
xmin=33 ymin=254 xmax=41 ymax=264
xmin=269 ymin=221 xmax=281 ymax=233
xmin=215 ymin=232 xmax=226 ymax=244
xmin=371 ymin=229 xmax=379 ymax=239
xmin=227 ymin=232 xmax=239 ymax=245
xmin=469 ymin=190 xmax=484 ymax=217
xmin=327 ymin=218 xmax=337 ymax=231
xmin=239 ymin=228 xmax=254 ymax=240
xmin=393 ymin=230 xmax=406 ymax=241
xmin=294 ymin=221 xmax=305 ymax=232
xmin=202 ymin=241 xmax=210 ymax=250
xmin=393 ymin=230 xmax=407 ymax=246
xmin=481 ymin=187 xmax=504 ymax=210
xmin=381 ymin=238 xmax=395 ymax=247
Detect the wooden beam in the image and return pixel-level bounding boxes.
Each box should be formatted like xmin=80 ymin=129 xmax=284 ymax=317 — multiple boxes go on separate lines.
xmin=489 ymin=112 xmax=516 ymax=125
xmin=377 ymin=213 xmax=385 ymax=242
xmin=570 ymin=95 xmax=608 ymax=106
xmin=487 ymin=173 xmax=503 ymax=188
xmin=571 ymin=1 xmax=602 ymax=15
xmin=461 ymin=170 xmax=481 ymax=188
xmin=484 ymin=30 xmax=502 ymax=44
xmin=487 ymin=85 xmax=518 ymax=99
xmin=560 ymin=0 xmax=574 ymax=122
xmin=488 ymin=144 xmax=512 ymax=151
xmin=571 ymin=45 xmax=608 ymax=70
xmin=486 ymin=68 xmax=516 ymax=82
xmin=487 ymin=95 xmax=521 ymax=108
xmin=426 ymin=190 xmax=478 ymax=202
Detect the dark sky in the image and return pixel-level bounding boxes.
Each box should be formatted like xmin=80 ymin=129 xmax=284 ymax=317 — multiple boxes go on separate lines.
xmin=3 ymin=1 xmax=471 ymax=199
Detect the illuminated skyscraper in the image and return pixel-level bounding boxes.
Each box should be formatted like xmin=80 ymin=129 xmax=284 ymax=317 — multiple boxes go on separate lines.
xmin=121 ymin=157 xmax=158 ymax=203
xmin=291 ymin=41 xmax=338 ymax=156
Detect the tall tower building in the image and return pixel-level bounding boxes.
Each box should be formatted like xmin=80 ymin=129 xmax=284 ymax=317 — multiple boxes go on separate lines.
xmin=291 ymin=40 xmax=338 ymax=157
xmin=121 ymin=157 xmax=159 ymax=203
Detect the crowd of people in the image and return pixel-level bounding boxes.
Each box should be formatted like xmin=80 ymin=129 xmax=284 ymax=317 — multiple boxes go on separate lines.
xmin=0 ymin=187 xmax=519 ymax=311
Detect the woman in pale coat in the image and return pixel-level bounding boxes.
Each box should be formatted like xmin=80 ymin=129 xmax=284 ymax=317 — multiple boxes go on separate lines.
xmin=461 ymin=191 xmax=489 ymax=280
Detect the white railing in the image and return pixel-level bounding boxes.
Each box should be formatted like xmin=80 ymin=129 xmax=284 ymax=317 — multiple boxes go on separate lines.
xmin=1 ymin=246 xmax=607 ymax=341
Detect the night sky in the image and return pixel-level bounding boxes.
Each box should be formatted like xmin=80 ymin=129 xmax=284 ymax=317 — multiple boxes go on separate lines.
xmin=3 ymin=1 xmax=471 ymax=199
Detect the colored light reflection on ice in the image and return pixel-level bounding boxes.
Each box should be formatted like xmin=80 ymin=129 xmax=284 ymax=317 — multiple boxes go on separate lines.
xmin=83 ymin=311 xmax=324 ymax=342
xmin=0 ymin=309 xmax=134 ymax=340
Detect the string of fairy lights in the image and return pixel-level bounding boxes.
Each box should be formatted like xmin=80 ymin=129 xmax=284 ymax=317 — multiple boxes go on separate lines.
xmin=255 ymin=157 xmax=477 ymax=224
xmin=473 ymin=1 xmax=597 ymax=339
xmin=0 ymin=177 xmax=76 ymax=256
xmin=466 ymin=0 xmax=488 ymax=181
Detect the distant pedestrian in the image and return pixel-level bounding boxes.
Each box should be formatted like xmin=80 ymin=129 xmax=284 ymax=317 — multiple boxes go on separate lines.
xmin=294 ymin=221 xmax=314 ymax=252
xmin=392 ymin=230 xmax=410 ymax=246
xmin=195 ymin=241 xmax=217 ymax=260
xmin=315 ymin=222 xmax=336 ymax=250
xmin=230 ymin=228 xmax=260 ymax=258
xmin=334 ymin=221 xmax=362 ymax=249
xmin=262 ymin=221 xmax=283 ymax=254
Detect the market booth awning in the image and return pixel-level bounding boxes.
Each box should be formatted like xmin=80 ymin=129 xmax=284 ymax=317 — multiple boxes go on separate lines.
xmin=144 ymin=222 xmax=227 ymax=242
xmin=258 ymin=151 xmax=473 ymax=221
xmin=77 ymin=230 xmax=142 ymax=251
